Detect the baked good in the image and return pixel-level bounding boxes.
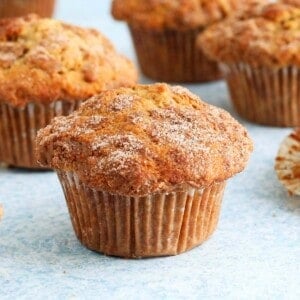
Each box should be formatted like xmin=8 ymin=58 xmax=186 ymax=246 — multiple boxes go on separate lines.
xmin=36 ymin=83 xmax=253 ymax=258
xmin=112 ymin=0 xmax=268 ymax=82
xmin=275 ymin=130 xmax=300 ymax=195
xmin=0 ymin=0 xmax=55 ymax=18
xmin=0 ymin=14 xmax=137 ymax=168
xmin=199 ymin=2 xmax=300 ymax=126
xmin=281 ymin=0 xmax=300 ymax=6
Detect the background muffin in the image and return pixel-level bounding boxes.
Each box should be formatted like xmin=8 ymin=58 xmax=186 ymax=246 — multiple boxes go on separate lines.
xmin=0 ymin=0 xmax=55 ymax=18
xmin=36 ymin=83 xmax=253 ymax=258
xmin=199 ymin=2 xmax=300 ymax=126
xmin=112 ymin=0 xmax=268 ymax=83
xmin=281 ymin=0 xmax=300 ymax=5
xmin=0 ymin=14 xmax=137 ymax=168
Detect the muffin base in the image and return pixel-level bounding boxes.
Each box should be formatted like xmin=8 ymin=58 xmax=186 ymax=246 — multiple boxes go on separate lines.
xmin=0 ymin=101 xmax=81 ymax=169
xmin=0 ymin=0 xmax=55 ymax=18
xmin=129 ymin=25 xmax=222 ymax=83
xmin=223 ymin=63 xmax=300 ymax=127
xmin=58 ymin=171 xmax=226 ymax=258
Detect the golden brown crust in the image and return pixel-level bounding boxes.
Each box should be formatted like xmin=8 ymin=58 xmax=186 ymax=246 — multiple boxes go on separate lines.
xmin=0 ymin=15 xmax=137 ymax=106
xmin=199 ymin=3 xmax=300 ymax=67
xmin=112 ymin=0 xmax=268 ymax=30
xmin=36 ymin=83 xmax=253 ymax=196
xmin=282 ymin=0 xmax=300 ymax=6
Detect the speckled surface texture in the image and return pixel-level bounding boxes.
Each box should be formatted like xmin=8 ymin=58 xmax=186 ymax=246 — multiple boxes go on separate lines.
xmin=0 ymin=1 xmax=300 ymax=299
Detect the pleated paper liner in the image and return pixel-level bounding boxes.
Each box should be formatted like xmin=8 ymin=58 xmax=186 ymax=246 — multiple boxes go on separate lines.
xmin=0 ymin=100 xmax=81 ymax=169
xmin=58 ymin=171 xmax=226 ymax=258
xmin=0 ymin=0 xmax=56 ymax=18
xmin=223 ymin=63 xmax=300 ymax=127
xmin=129 ymin=25 xmax=222 ymax=83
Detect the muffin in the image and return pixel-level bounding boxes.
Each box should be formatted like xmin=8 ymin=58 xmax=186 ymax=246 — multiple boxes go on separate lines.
xmin=0 ymin=14 xmax=137 ymax=168
xmin=282 ymin=0 xmax=300 ymax=5
xmin=36 ymin=83 xmax=253 ymax=258
xmin=199 ymin=2 xmax=300 ymax=127
xmin=112 ymin=0 xmax=268 ymax=83
xmin=0 ymin=0 xmax=55 ymax=18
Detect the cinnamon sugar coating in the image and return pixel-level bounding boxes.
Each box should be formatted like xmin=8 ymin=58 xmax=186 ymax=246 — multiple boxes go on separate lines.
xmin=199 ymin=2 xmax=300 ymax=67
xmin=0 ymin=15 xmax=137 ymax=106
xmin=36 ymin=83 xmax=253 ymax=196
xmin=112 ymin=0 xmax=268 ymax=30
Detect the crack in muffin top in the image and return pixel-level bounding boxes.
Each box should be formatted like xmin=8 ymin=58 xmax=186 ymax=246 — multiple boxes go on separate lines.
xmin=36 ymin=83 xmax=253 ymax=196
xmin=199 ymin=2 xmax=300 ymax=67
xmin=112 ymin=0 xmax=269 ymax=30
xmin=0 ymin=14 xmax=137 ymax=106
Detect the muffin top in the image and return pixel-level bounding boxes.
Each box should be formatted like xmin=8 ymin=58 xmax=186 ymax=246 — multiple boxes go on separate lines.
xmin=282 ymin=0 xmax=300 ymax=5
xmin=0 ymin=15 xmax=137 ymax=107
xmin=112 ymin=0 xmax=269 ymax=30
xmin=199 ymin=2 xmax=300 ymax=67
xmin=36 ymin=83 xmax=253 ymax=196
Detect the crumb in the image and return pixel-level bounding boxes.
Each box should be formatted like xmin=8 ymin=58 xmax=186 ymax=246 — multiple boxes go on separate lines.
xmin=0 ymin=204 xmax=3 ymax=220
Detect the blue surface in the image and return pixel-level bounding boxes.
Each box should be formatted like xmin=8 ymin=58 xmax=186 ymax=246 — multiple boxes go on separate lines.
xmin=0 ymin=1 xmax=300 ymax=299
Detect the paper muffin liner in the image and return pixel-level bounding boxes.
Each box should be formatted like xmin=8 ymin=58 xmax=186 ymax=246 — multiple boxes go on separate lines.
xmin=0 ymin=100 xmax=81 ymax=168
xmin=275 ymin=130 xmax=300 ymax=196
xmin=223 ymin=63 xmax=300 ymax=127
xmin=57 ymin=171 xmax=226 ymax=258
xmin=129 ymin=25 xmax=222 ymax=83
xmin=0 ymin=0 xmax=55 ymax=18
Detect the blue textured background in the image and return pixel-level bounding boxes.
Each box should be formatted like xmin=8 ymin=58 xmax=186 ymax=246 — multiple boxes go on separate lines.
xmin=0 ymin=1 xmax=299 ymax=299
